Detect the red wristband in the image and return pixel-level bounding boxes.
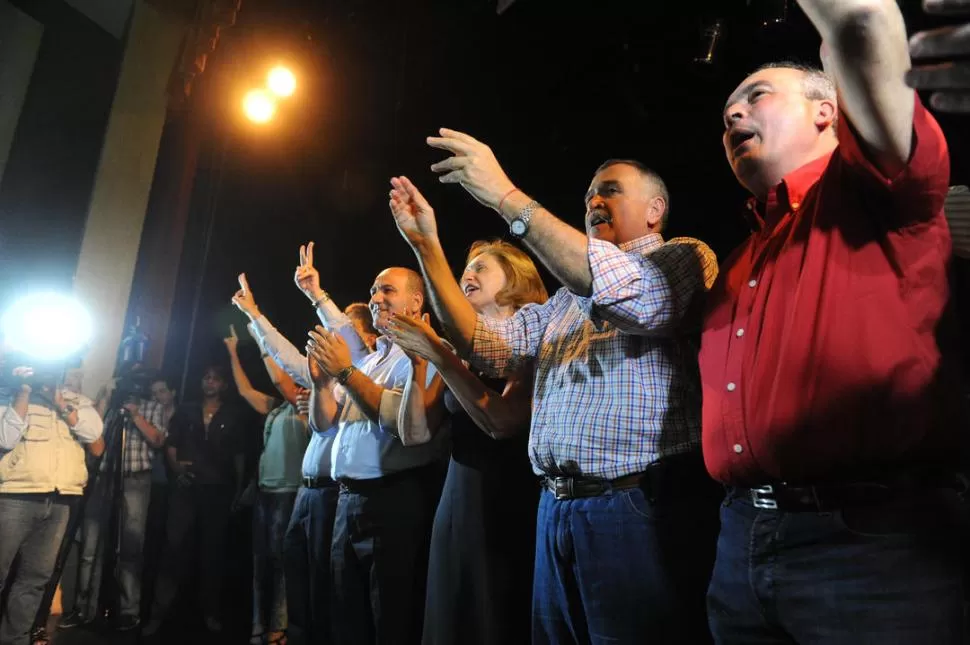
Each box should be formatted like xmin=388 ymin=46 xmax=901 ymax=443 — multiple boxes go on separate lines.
xmin=497 ymin=188 xmax=520 ymax=212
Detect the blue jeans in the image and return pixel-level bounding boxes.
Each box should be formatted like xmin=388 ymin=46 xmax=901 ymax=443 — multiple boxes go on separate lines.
xmin=252 ymin=490 xmax=297 ymax=634
xmin=283 ymin=485 xmax=339 ymax=645
xmin=73 ymin=471 xmax=152 ymax=620
xmin=0 ymin=494 xmax=72 ymax=645
xmin=707 ymin=489 xmax=967 ymax=645
xmin=532 ymin=473 xmax=720 ymax=645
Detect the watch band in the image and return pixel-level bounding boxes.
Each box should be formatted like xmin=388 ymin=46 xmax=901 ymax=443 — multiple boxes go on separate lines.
xmin=336 ymin=365 xmax=357 ymax=385
xmin=312 ymin=292 xmax=331 ymax=309
xmin=510 ymin=200 xmax=540 ymax=238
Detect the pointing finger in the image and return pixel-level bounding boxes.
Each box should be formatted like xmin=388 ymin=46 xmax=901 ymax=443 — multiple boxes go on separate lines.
xmin=238 ymin=273 xmax=250 ymax=295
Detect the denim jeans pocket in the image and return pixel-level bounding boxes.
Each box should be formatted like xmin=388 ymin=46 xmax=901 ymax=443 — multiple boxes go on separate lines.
xmin=835 ymin=503 xmax=922 ymax=540
xmin=620 ymin=487 xmax=657 ymax=521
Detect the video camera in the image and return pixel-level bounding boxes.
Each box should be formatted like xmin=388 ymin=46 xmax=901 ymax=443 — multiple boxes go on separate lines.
xmin=107 ymin=364 xmax=156 ymax=410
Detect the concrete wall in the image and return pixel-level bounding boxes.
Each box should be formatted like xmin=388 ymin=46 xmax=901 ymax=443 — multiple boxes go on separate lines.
xmin=73 ymin=0 xmax=186 ymax=398
xmin=0 ymin=3 xmax=43 ymax=189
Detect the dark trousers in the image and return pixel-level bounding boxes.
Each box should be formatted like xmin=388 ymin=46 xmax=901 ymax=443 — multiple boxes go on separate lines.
xmin=283 ymin=485 xmax=339 ymax=645
xmin=0 ymin=494 xmax=72 ymax=645
xmin=707 ymin=489 xmax=967 ymax=645
xmin=532 ymin=462 xmax=721 ymax=645
xmin=330 ymin=469 xmax=436 ymax=645
xmin=149 ymin=484 xmax=233 ymax=623
xmin=140 ymin=483 xmax=169 ymax=619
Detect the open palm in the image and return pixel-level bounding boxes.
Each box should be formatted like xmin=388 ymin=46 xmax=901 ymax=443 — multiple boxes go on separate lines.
xmin=389 ymin=176 xmax=439 ymax=248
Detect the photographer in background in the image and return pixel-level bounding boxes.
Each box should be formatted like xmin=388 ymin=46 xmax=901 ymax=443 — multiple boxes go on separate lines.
xmin=0 ymin=367 xmax=104 ymax=645
xmin=59 ymin=365 xmax=167 ymax=633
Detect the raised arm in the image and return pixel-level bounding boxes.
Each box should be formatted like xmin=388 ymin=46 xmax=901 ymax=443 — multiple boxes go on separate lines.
xmin=248 ymin=323 xmax=302 ymax=408
xmin=797 ymin=0 xmax=914 ymax=176
xmin=294 ymin=242 xmax=369 ymax=363
xmin=389 ymin=176 xmax=478 ymax=354
xmin=232 ymin=273 xmax=312 ymax=386
xmin=223 ymin=324 xmax=275 ymax=415
xmin=425 ymin=130 xmax=593 ymax=295
xmin=387 ymin=314 xmax=530 ymax=440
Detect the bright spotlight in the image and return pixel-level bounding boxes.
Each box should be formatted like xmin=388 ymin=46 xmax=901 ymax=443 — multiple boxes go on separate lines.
xmin=1 ymin=293 xmax=93 ymax=361
xmin=243 ymin=89 xmax=276 ymax=123
xmin=267 ymin=66 xmax=296 ymax=98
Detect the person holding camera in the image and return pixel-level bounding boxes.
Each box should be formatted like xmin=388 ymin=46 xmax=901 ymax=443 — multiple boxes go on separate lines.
xmin=59 ymin=368 xmax=167 ymax=633
xmin=0 ymin=371 xmax=104 ymax=645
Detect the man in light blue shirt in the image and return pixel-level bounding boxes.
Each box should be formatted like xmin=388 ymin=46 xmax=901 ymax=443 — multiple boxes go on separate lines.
xmin=307 ymin=266 xmax=447 ymax=645
xmin=228 ymin=251 xmax=376 ymax=645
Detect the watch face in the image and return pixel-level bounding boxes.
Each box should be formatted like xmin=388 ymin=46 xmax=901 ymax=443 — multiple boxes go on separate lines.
xmin=511 ymin=219 xmax=527 ymax=236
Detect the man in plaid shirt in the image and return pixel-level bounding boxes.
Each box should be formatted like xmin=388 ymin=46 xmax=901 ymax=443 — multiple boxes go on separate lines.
xmin=387 ymin=131 xmax=722 ymax=645
xmin=60 ymin=374 xmax=167 ymax=632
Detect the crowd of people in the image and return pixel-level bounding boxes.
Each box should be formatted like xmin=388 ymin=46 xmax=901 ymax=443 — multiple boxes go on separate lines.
xmin=0 ymin=1 xmax=969 ymax=644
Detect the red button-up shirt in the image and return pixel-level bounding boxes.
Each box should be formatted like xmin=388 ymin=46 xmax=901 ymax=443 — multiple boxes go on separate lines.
xmin=700 ymin=96 xmax=959 ymax=486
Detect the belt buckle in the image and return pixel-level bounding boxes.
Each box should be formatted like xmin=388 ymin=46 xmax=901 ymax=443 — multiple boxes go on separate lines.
xmin=554 ymin=477 xmax=574 ymax=500
xmin=751 ymin=484 xmax=778 ymax=510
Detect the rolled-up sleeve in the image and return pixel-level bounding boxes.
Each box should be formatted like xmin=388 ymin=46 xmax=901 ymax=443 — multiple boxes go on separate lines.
xmin=70 ymin=401 xmax=103 ymax=444
xmin=251 ymin=315 xmax=313 ymax=387
xmin=588 ymin=237 xmax=717 ymax=336
xmin=0 ymin=405 xmax=28 ymax=451
xmin=469 ymin=293 xmax=559 ymax=378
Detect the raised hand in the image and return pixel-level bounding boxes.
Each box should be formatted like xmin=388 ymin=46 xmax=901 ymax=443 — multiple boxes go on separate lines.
xmin=389 ymin=176 xmax=440 ymax=248
xmin=295 ymin=242 xmax=326 ymax=303
xmin=385 ymin=313 xmax=444 ymax=363
xmin=306 ymin=325 xmax=352 ymax=378
xmin=231 ymin=273 xmax=260 ymax=319
xmin=907 ymin=0 xmax=970 ymax=112
xmin=223 ymin=324 xmax=240 ymax=354
xmin=306 ymin=349 xmax=330 ymax=386
xmin=427 ymin=128 xmax=517 ymax=210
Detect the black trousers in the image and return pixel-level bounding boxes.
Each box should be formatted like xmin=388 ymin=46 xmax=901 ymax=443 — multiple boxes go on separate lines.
xmin=330 ymin=467 xmax=438 ymax=645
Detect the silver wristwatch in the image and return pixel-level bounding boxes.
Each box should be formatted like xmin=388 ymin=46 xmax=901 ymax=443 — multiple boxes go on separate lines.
xmin=510 ymin=200 xmax=540 ymax=239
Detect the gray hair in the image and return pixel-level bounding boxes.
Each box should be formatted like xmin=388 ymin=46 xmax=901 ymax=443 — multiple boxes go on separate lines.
xmin=756 ymin=61 xmax=838 ymax=130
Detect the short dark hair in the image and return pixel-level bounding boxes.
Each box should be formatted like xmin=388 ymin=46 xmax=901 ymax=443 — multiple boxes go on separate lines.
xmin=201 ymin=364 xmax=229 ymax=383
xmin=754 ymin=61 xmax=838 ymax=130
xmin=594 ymin=159 xmax=671 ymax=232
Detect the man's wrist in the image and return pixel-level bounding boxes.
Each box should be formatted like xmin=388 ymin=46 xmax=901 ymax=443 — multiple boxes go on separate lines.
xmin=311 ymin=290 xmax=330 ymax=308
xmin=499 ymin=190 xmax=534 ymax=224
xmin=245 ymin=306 xmax=261 ymax=320
xmin=335 ymin=365 xmax=357 ymax=385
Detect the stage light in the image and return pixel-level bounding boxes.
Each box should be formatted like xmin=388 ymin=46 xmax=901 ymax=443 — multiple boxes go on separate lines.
xmin=267 ymin=66 xmax=296 ymax=98
xmin=1 ymin=293 xmax=93 ymax=361
xmin=243 ymin=89 xmax=276 ymax=123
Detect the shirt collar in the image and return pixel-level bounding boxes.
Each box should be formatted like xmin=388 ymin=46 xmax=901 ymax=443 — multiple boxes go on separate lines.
xmin=375 ymin=336 xmax=395 ymax=357
xmin=744 ymin=151 xmax=833 ymax=231
xmin=618 ymin=233 xmax=664 ymax=255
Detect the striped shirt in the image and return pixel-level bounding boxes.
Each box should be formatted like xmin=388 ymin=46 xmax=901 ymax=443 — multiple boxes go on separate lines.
xmin=471 ymin=234 xmax=717 ymax=480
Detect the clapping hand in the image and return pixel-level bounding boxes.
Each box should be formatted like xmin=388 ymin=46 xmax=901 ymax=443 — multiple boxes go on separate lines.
xmin=385 ymin=313 xmax=444 ymax=363
xmin=427 ymin=129 xmax=517 ymax=210
xmin=907 ymin=0 xmax=970 ymax=112
xmin=295 ymin=388 xmax=311 ymax=416
xmin=306 ymin=326 xmax=352 ymax=378
xmin=231 ymin=273 xmax=260 ymax=319
xmin=295 ymin=242 xmax=326 ymax=303
xmin=389 ymin=177 xmax=440 ymax=249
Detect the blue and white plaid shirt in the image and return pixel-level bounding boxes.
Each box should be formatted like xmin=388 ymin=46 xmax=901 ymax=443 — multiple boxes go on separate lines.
xmin=121 ymin=399 xmax=167 ymax=474
xmin=471 ymin=234 xmax=717 ymax=480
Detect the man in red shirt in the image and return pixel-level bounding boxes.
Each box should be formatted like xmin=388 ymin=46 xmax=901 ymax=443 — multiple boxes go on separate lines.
xmin=700 ymin=1 xmax=967 ymax=643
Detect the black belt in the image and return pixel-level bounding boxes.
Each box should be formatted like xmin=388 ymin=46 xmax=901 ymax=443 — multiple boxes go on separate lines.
xmin=543 ymin=452 xmax=715 ymax=501
xmin=302 ymin=476 xmax=337 ymax=489
xmin=543 ymin=473 xmax=643 ymax=500
xmin=736 ymin=473 xmax=968 ymax=512
xmin=337 ymin=464 xmax=433 ymax=494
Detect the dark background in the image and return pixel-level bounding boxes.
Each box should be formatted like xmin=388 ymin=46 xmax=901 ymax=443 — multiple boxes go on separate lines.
xmin=1 ymin=0 xmax=967 ymax=397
